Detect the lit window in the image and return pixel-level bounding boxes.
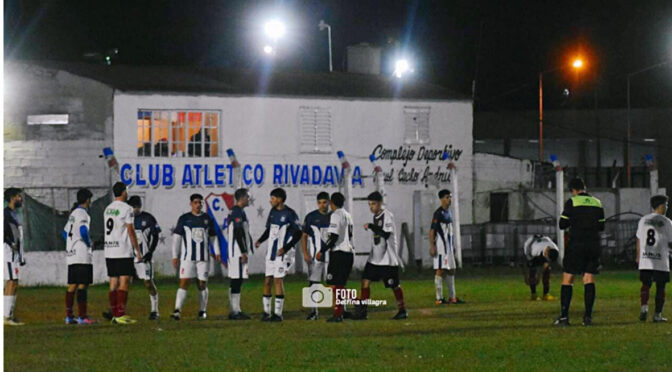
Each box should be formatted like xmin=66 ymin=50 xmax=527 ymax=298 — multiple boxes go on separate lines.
xmin=137 ymin=110 xmax=220 ymax=157
xmin=403 ymin=106 xmax=430 ymax=145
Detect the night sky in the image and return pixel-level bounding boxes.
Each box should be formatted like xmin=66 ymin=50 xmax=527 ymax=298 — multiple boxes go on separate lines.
xmin=4 ymin=0 xmax=672 ymax=110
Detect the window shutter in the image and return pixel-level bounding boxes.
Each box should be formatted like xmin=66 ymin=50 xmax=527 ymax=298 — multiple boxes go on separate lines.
xmin=299 ymin=106 xmax=332 ymax=153
xmin=403 ymin=106 xmax=431 ymax=145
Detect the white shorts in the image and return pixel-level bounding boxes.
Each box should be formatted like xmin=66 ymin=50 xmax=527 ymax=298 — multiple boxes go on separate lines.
xmin=307 ymin=260 xmax=327 ymax=283
xmin=433 ymin=249 xmax=456 ymax=270
xmin=227 ymin=256 xmax=249 ymax=280
xmin=134 ymin=261 xmax=154 ymax=281
xmin=4 ymin=262 xmax=19 ymax=281
xmin=180 ymin=260 xmax=209 ymax=281
xmin=265 ymin=254 xmax=295 ymax=279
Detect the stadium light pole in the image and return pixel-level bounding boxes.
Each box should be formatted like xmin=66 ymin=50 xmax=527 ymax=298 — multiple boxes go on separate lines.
xmin=263 ymin=19 xmax=286 ymax=57
xmin=318 ymin=20 xmax=332 ymax=72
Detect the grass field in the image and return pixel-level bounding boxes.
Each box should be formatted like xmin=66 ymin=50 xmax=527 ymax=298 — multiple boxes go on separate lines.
xmin=4 ymin=268 xmax=672 ymax=371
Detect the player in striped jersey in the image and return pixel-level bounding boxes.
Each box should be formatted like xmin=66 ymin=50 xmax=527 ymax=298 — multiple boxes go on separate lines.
xmin=170 ymin=193 xmax=220 ymax=321
xmin=226 ymin=188 xmax=254 ymax=320
xmin=127 ymin=196 xmax=161 ymax=320
xmin=636 ymin=195 xmax=672 ymax=323
xmin=4 ymin=188 xmax=25 ymax=326
xmin=429 ymin=189 xmax=465 ymax=305
xmin=255 ymin=188 xmax=303 ymax=322
xmin=301 ymin=191 xmax=331 ymax=320
xmin=62 ymin=189 xmax=97 ymax=325
xmin=523 ymin=234 xmax=559 ymax=301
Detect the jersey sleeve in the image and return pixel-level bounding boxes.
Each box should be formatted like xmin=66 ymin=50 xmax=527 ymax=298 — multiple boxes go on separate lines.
xmin=150 ymin=214 xmax=161 ymax=233
xmin=121 ymin=205 xmax=134 ymax=225
xmin=430 ymin=209 xmax=441 ymax=230
xmin=383 ymin=212 xmax=395 ymax=233
xmin=207 ymin=214 xmax=218 ymax=236
xmin=231 ymin=208 xmax=245 ymax=229
xmin=559 ymin=199 xmax=573 ymax=229
xmin=328 ymin=212 xmax=341 ymax=235
xmin=636 ymin=218 xmax=645 ymax=240
xmin=173 ymin=215 xmax=185 ymax=236
xmin=303 ymin=214 xmax=312 ymax=234
xmin=265 ymin=212 xmax=272 ymax=230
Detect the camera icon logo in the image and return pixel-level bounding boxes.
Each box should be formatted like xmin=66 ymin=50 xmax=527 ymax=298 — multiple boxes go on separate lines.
xmin=302 ymin=283 xmax=333 ymax=308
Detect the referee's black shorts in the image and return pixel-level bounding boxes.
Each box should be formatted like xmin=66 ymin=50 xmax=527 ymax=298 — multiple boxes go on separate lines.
xmin=640 ymin=270 xmax=670 ymax=285
xmin=563 ymin=238 xmax=601 ymax=275
xmin=106 ymin=258 xmax=135 ymax=277
xmin=362 ymin=262 xmax=400 ymax=288
xmin=326 ymin=251 xmax=353 ymax=286
xmin=68 ymin=264 xmax=93 ymax=285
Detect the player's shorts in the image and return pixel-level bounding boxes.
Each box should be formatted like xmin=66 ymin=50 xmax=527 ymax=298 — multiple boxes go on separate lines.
xmin=134 ymin=261 xmax=154 ymax=281
xmin=106 ymin=258 xmax=135 ymax=277
xmin=528 ymin=256 xmax=549 ymax=268
xmin=4 ymin=262 xmax=20 ymax=281
xmin=326 ymin=251 xmax=353 ymax=286
xmin=180 ymin=260 xmax=209 ymax=281
xmin=640 ymin=270 xmax=670 ymax=284
xmin=433 ymin=249 xmax=456 ymax=270
xmin=68 ymin=264 xmax=93 ymax=284
xmin=362 ymin=262 xmax=400 ymax=288
xmin=265 ymin=253 xmax=295 ymax=279
xmin=228 ymin=256 xmax=249 ymax=280
xmin=563 ymin=240 xmax=601 ymax=275
xmin=307 ymin=259 xmax=327 ymax=283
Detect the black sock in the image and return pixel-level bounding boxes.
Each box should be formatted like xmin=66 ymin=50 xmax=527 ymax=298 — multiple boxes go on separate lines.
xmin=655 ymin=282 xmax=666 ymax=314
xmin=584 ymin=283 xmax=595 ymax=318
xmin=530 ymin=284 xmax=537 ymax=294
xmin=560 ymin=285 xmax=572 ymax=318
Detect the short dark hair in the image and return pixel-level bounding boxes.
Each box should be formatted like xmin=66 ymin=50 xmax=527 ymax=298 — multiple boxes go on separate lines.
xmin=367 ymin=191 xmax=383 ymax=202
xmin=331 ymin=192 xmax=345 ymax=208
xmin=234 ymin=188 xmax=249 ymax=201
xmin=76 ymin=188 xmax=93 ymax=205
xmin=438 ymin=189 xmax=452 ymax=199
xmin=127 ymin=195 xmax=142 ymax=208
xmin=651 ymin=195 xmax=669 ymax=210
xmin=4 ymin=188 xmax=22 ymax=202
xmin=270 ymin=188 xmax=286 ymax=202
xmin=190 ymin=193 xmax=203 ymax=202
xmin=548 ymin=249 xmax=559 ymax=262
xmin=317 ymin=192 xmax=330 ymax=201
xmin=568 ymin=178 xmax=585 ymax=191
xmin=112 ymin=182 xmax=127 ymax=197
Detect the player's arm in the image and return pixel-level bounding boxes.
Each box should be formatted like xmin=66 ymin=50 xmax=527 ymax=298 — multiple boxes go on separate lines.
xmin=80 ymin=225 xmax=91 ymax=248
xmin=127 ymin=223 xmax=142 ymax=262
xmin=366 ymin=223 xmax=391 ymax=239
xmin=559 ymin=199 xmax=573 ymax=230
xmin=172 ymin=216 xmax=185 ymax=268
xmin=429 ymin=211 xmax=440 ymax=257
xmin=61 ymin=228 xmax=68 ymax=242
xmin=4 ymin=219 xmax=16 ymax=248
xmin=523 ymin=237 xmax=533 ymax=261
xmin=635 ymin=239 xmax=640 ymax=265
xmin=316 ymin=214 xmax=340 ymax=261
xmin=597 ymin=207 xmax=605 ymax=231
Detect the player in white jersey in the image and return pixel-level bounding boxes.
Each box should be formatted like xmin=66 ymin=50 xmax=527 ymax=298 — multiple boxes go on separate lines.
xmin=315 ymin=192 xmax=354 ymax=323
xmin=354 ymin=191 xmax=407 ymax=320
xmin=128 ymin=196 xmax=161 ymax=320
xmin=523 ymin=234 xmax=559 ymax=301
xmin=170 ymin=193 xmax=220 ymax=321
xmin=429 ymin=189 xmax=465 ymax=305
xmin=226 ymin=188 xmax=254 ymax=320
xmin=301 ymin=192 xmax=331 ymax=320
xmin=103 ymin=182 xmax=142 ymax=325
xmin=4 ymin=188 xmax=25 ymax=326
xmin=636 ymin=195 xmax=672 ymax=323
xmin=62 ymin=189 xmax=97 ymax=325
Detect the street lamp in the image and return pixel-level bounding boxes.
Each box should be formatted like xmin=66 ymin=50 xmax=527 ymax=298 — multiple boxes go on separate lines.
xmin=263 ymin=45 xmax=274 ymax=55
xmin=264 ymin=20 xmax=286 ymax=40
xmin=394 ymin=59 xmax=411 ymax=78
xmin=538 ymin=58 xmax=584 ymax=162
xmin=318 ymin=20 xmax=332 ymax=72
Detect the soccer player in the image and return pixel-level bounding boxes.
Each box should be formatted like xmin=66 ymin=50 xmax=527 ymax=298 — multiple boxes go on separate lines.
xmin=127 ymin=196 xmax=161 ymax=320
xmin=354 ymin=191 xmax=407 ymax=320
xmin=523 ymin=234 xmax=559 ymax=301
xmin=63 ymin=189 xmax=97 ymax=325
xmin=554 ymin=178 xmax=605 ymax=326
xmin=170 ymin=193 xmax=220 ymax=320
xmin=227 ymin=188 xmax=254 ymax=320
xmin=429 ymin=189 xmax=465 ymax=305
xmin=301 ymin=191 xmax=331 ymax=320
xmin=636 ymin=195 xmax=672 ymax=323
xmin=254 ymin=188 xmax=302 ymax=322
xmin=315 ymin=192 xmax=354 ymax=323
xmin=4 ymin=188 xmax=25 ymax=326
xmin=103 ymin=182 xmax=143 ymax=324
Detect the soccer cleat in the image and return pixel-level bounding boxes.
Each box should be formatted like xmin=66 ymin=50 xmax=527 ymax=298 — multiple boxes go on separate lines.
xmin=450 ymin=297 xmax=466 ymax=304
xmin=260 ymin=313 xmax=272 ymax=322
xmin=77 ymin=316 xmax=98 ymax=325
xmin=170 ymin=310 xmax=181 ymax=321
xmin=101 ymin=311 xmax=113 ymax=321
xmin=197 ymin=311 xmax=207 ymax=320
xmin=392 ymin=309 xmax=408 ymax=320
xmin=148 ymin=312 xmax=159 ymax=320
xmin=111 ymin=315 xmax=137 ymax=325
xmin=639 ymin=311 xmax=648 ymax=322
xmin=342 ymin=310 xmax=353 ymax=319
xmin=229 ymin=312 xmax=251 ymax=320
xmin=269 ymin=314 xmax=283 ymax=322
xmin=542 ymin=294 xmax=556 ymax=301
xmin=326 ymin=315 xmax=343 ymax=323
xmin=530 ymin=294 xmax=540 ymax=301
xmin=65 ymin=316 xmax=78 ymax=325
xmin=582 ymin=316 xmax=592 ymax=326
xmin=553 ymin=317 xmax=570 ymax=326
xmin=653 ymin=314 xmax=668 ymax=323
xmin=4 ymin=317 xmax=24 ymax=326
xmin=435 ymin=298 xmax=450 ymax=305
xmin=306 ymin=312 xmax=319 ymax=320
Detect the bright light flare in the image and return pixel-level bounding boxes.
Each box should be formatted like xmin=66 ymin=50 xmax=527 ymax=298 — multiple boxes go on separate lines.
xmin=572 ymin=58 xmax=583 ymax=69
xmin=263 ymin=45 xmax=274 ymax=55
xmin=394 ymin=59 xmax=411 ymax=78
xmin=264 ymin=20 xmax=286 ymax=40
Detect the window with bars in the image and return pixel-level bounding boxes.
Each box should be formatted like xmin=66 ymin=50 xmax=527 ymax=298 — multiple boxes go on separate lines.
xmin=299 ymin=106 xmax=332 ymax=154
xmin=403 ymin=106 xmax=431 ymax=145
xmin=136 ymin=110 xmax=220 ymax=157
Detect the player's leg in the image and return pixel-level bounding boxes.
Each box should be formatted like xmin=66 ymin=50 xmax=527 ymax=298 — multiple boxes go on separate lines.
xmin=653 ymin=275 xmax=668 ymax=323
xmin=65 ymin=283 xmax=78 ymax=324
xmin=141 ymin=261 xmax=159 ymax=319
xmin=76 ymin=283 xmax=96 ymax=324
xmin=555 ymin=272 xmax=575 ymax=325
xmin=433 ymin=251 xmax=447 ymax=304
xmin=582 ymin=273 xmax=596 ymax=325
xmin=116 ymin=275 xmax=132 ymax=318
xmin=172 ymin=278 xmax=190 ymax=320
xmin=528 ymin=266 xmax=539 ymax=300
xmin=542 ymin=263 xmax=554 ymax=300
xmin=272 ymin=277 xmax=285 ymax=321
xmin=262 ymin=275 xmax=273 ymax=320
xmin=107 ymin=276 xmax=119 ymax=318
xmin=197 ymin=280 xmax=208 ymax=319
xmin=640 ymin=271 xmax=653 ymax=321
xmin=445 ymin=269 xmax=463 ymax=303
xmin=354 ymin=278 xmax=371 ymax=320
xmin=306 ymin=260 xmax=322 ymax=319
xmin=387 ymin=267 xmax=407 ymax=320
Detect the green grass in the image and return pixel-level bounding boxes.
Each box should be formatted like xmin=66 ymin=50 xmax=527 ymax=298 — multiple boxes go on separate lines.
xmin=5 ymin=269 xmax=672 ymax=371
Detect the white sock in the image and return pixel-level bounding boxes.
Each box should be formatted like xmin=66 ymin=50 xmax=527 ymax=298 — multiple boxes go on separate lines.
xmin=641 ymin=304 xmax=649 ymax=313
xmin=4 ymin=295 xmax=15 ymax=318
xmin=150 ymin=293 xmax=159 ymax=314
xmin=312 ymin=307 xmax=318 ymax=315
xmin=199 ymin=288 xmax=209 ymax=312
xmin=434 ymin=276 xmax=444 ymax=300
xmin=175 ymin=288 xmax=187 ymax=311
xmin=274 ymin=296 xmax=284 ymax=317
xmin=263 ymin=295 xmax=272 ymax=315
xmin=446 ymin=275 xmax=456 ymax=299
xmin=231 ymin=293 xmax=241 ymax=313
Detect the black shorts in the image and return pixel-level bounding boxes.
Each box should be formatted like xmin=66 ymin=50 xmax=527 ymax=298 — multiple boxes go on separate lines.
xmin=326 ymin=251 xmax=353 ymax=286
xmin=106 ymin=258 xmax=135 ymax=277
xmin=640 ymin=270 xmax=670 ymax=285
xmin=67 ymin=264 xmax=93 ymax=285
xmin=529 ymin=256 xmax=549 ymax=268
xmin=563 ymin=240 xmax=601 ymax=275
xmin=362 ymin=262 xmax=400 ymax=288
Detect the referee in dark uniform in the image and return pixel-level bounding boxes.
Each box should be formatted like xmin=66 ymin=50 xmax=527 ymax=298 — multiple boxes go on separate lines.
xmin=554 ymin=178 xmax=605 ymax=326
